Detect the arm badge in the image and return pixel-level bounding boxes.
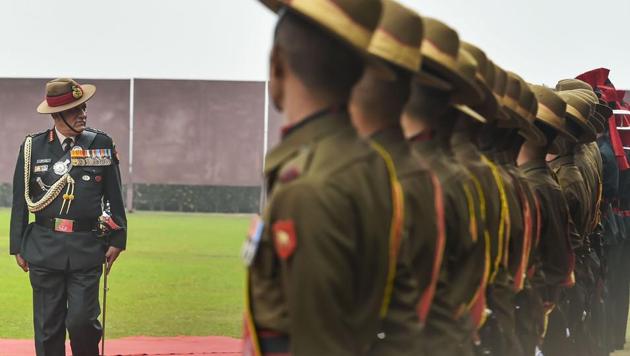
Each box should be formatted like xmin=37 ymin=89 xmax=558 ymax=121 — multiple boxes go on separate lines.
xmin=272 ymin=220 xmax=297 ymax=260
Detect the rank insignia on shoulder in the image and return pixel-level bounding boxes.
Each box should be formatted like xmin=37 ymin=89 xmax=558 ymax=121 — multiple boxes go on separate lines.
xmin=272 ymin=220 xmax=297 ymax=260
xmin=71 ymin=148 xmax=113 ymax=166
xmin=278 ymin=167 xmax=301 ymax=183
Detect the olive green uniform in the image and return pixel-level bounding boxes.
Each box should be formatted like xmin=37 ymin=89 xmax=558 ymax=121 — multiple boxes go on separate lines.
xmin=368 ymin=127 xmax=445 ymax=356
xmin=246 ymin=110 xmax=418 ymax=355
xmin=520 ymin=159 xmax=577 ymax=295
xmin=410 ymin=135 xmax=486 ymax=356
xmin=451 ymin=132 xmax=521 ymax=355
xmin=499 ymin=153 xmax=546 ymax=355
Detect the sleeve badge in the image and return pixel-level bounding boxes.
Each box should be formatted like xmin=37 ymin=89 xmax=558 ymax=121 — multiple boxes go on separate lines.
xmin=272 ymin=220 xmax=297 ymax=260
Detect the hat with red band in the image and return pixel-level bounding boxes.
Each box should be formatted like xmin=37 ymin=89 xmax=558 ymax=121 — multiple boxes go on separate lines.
xmin=37 ymin=78 xmax=96 ymax=114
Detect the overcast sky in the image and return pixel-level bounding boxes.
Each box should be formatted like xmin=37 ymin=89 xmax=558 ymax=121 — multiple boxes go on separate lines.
xmin=1 ymin=0 xmax=628 ymax=88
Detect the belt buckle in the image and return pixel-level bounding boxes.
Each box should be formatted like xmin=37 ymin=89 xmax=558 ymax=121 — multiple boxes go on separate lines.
xmin=54 ymin=218 xmax=74 ymax=233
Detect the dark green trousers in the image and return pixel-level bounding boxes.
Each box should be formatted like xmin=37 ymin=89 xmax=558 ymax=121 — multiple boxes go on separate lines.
xmin=29 ymin=264 xmax=103 ymax=356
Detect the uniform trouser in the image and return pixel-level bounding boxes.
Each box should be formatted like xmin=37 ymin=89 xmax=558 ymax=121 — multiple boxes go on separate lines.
xmin=604 ymin=244 xmax=622 ymax=351
xmin=423 ymin=303 xmax=474 ymax=356
xmin=514 ymin=288 xmax=544 ymax=356
xmin=29 ymin=264 xmax=103 ymax=356
xmin=542 ymin=296 xmax=574 ymax=356
xmin=612 ymin=240 xmax=630 ymax=349
xmin=487 ymin=282 xmax=523 ymax=356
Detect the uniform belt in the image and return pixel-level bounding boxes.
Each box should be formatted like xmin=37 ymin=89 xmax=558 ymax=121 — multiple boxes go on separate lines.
xmin=258 ymin=330 xmax=290 ymax=356
xmin=35 ymin=216 xmax=97 ymax=233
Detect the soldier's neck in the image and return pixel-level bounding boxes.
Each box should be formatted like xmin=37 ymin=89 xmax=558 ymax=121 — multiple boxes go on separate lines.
xmin=54 ymin=124 xmax=79 ymax=139
xmin=283 ymin=83 xmax=343 ymax=127
xmin=517 ymin=139 xmax=548 ymax=166
xmin=351 ymin=106 xmax=401 ymax=138
xmin=400 ymin=112 xmax=430 ymax=139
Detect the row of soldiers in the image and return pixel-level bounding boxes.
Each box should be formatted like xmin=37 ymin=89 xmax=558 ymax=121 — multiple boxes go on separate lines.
xmin=243 ymin=0 xmax=630 ymax=355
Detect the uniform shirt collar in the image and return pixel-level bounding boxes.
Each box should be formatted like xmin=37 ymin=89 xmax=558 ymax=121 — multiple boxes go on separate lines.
xmin=519 ymin=158 xmax=548 ymax=173
xmin=54 ymin=126 xmax=76 ymax=147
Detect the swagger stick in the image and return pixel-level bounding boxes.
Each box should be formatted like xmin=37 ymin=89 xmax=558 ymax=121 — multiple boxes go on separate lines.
xmin=101 ymin=261 xmax=109 ymax=356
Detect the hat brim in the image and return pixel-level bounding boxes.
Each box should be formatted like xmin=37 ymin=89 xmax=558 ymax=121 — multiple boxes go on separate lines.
xmin=565 ymin=112 xmax=597 ymax=143
xmin=504 ymin=108 xmax=547 ymax=146
xmin=588 ymin=112 xmax=606 ymax=133
xmin=454 ymin=104 xmax=486 ymax=124
xmin=422 ymin=56 xmax=485 ymax=107
xmin=518 ymin=119 xmax=548 ymax=147
xmin=37 ymin=84 xmax=96 ymax=114
xmin=595 ymin=103 xmax=613 ymax=121
xmin=473 ymin=82 xmax=499 ymax=122
xmin=260 ymin=0 xmax=374 ymax=53
xmin=537 ymin=117 xmax=578 ymax=143
xmin=413 ymin=71 xmax=453 ymax=92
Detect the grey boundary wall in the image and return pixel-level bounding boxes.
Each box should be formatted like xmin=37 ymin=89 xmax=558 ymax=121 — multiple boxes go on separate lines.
xmin=0 ymin=78 xmax=284 ymax=213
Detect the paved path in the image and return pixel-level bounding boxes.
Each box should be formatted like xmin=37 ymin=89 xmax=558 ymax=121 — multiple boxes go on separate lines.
xmin=0 ymin=336 xmax=241 ymax=356
xmin=4 ymin=335 xmax=630 ymax=355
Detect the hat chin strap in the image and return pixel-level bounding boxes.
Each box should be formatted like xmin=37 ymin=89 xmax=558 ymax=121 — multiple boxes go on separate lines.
xmin=59 ymin=112 xmax=83 ymax=135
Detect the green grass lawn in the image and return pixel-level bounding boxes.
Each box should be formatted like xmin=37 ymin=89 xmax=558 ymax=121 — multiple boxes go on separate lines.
xmin=0 ymin=209 xmax=250 ymax=339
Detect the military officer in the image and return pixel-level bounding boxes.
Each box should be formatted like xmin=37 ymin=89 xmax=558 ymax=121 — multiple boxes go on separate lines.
xmin=400 ymin=18 xmax=487 ymax=356
xmin=9 ymin=78 xmax=127 ymax=356
xmin=349 ymin=2 xmax=448 ymax=354
xmin=245 ymin=1 xmax=420 ymax=355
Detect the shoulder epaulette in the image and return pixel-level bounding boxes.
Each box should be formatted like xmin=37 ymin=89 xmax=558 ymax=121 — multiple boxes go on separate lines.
xmin=86 ymin=127 xmax=111 ymax=138
xmin=27 ymin=129 xmax=49 ymax=139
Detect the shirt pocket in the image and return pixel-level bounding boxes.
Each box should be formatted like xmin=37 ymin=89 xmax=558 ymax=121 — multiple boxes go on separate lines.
xmin=79 ymin=166 xmax=105 ymax=184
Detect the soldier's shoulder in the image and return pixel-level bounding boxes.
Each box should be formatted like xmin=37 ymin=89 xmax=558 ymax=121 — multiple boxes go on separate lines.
xmin=85 ymin=127 xmax=114 ymax=145
xmin=27 ymin=129 xmax=50 ymax=139
xmin=311 ymin=129 xmax=373 ymax=175
xmin=25 ymin=129 xmax=52 ymax=144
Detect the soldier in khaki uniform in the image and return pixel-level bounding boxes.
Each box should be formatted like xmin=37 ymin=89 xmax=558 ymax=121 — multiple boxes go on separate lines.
xmin=547 ymin=92 xmax=595 ymax=249
xmin=349 ymin=3 xmax=448 ymax=354
xmin=518 ymin=85 xmax=578 ymax=356
xmin=400 ymin=18 xmax=487 ymax=356
xmin=556 ymin=80 xmax=611 ymax=354
xmin=245 ymin=1 xmax=420 ymax=355
xmin=447 ymin=47 xmax=532 ymax=356
xmin=546 ymin=91 xmax=599 ymax=354
xmin=464 ymin=50 xmax=540 ymax=355
xmin=481 ymin=67 xmax=547 ymax=354
xmin=503 ymin=77 xmax=548 ymax=356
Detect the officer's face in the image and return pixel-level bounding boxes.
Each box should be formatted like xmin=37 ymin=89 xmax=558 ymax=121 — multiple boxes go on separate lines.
xmin=55 ymin=104 xmax=88 ymax=134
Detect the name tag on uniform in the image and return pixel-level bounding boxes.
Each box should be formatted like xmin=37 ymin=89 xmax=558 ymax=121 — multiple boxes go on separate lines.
xmin=34 ymin=165 xmax=48 ymax=173
xmin=242 ymin=216 xmax=264 ymax=266
xmin=36 ymin=158 xmax=52 ymax=164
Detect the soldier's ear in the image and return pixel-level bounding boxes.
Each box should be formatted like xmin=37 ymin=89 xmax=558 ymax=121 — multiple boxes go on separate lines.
xmin=269 ymin=44 xmax=286 ymax=111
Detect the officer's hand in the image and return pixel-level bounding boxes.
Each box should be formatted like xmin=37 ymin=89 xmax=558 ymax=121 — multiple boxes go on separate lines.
xmin=105 ymin=246 xmax=122 ymax=275
xmin=15 ymin=254 xmax=28 ymax=272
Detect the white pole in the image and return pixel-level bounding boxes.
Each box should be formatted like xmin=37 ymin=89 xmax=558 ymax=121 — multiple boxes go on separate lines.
xmin=127 ymin=78 xmax=135 ymax=212
xmin=263 ymin=81 xmax=270 ymax=157
xmin=259 ymin=81 xmax=270 ymax=212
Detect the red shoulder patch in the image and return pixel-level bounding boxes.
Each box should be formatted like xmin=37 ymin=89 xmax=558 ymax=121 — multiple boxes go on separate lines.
xmin=279 ymin=167 xmax=300 ymax=183
xmin=272 ymin=220 xmax=297 ymax=260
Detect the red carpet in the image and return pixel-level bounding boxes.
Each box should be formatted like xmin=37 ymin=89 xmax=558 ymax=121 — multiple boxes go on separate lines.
xmin=0 ymin=336 xmax=241 ymax=356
